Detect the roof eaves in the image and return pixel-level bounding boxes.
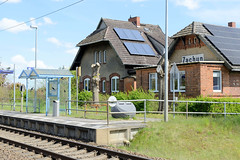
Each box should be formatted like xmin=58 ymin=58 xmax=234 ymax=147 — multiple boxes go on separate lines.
xmin=77 ymin=39 xmax=109 ymax=47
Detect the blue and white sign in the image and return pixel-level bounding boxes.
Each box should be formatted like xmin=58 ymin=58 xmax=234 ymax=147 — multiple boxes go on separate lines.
xmin=182 ymin=54 xmax=204 ymax=63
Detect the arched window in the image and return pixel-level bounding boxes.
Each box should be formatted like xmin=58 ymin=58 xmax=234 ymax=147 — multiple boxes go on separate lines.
xmin=84 ymin=78 xmax=90 ymax=91
xmin=103 ymin=50 xmax=106 ymax=63
xmin=99 ymin=51 xmax=102 ymax=63
xmin=111 ymin=76 xmax=119 ymax=92
xmin=102 ymin=80 xmax=106 ymax=93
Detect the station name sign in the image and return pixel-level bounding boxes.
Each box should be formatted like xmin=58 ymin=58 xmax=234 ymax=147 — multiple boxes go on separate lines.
xmin=182 ymin=54 xmax=204 ymax=63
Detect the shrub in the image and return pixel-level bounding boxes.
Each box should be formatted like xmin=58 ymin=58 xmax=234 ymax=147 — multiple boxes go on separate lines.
xmin=176 ymin=96 xmax=240 ymax=114
xmin=112 ymin=88 xmax=157 ymax=111
xmin=78 ymin=90 xmax=92 ymax=102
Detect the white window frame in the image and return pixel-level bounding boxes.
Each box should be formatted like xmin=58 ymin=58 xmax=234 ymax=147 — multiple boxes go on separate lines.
xmin=84 ymin=78 xmax=90 ymax=91
xmin=103 ymin=50 xmax=106 ymax=63
xmin=102 ymin=80 xmax=106 ymax=93
xmin=149 ymin=73 xmax=158 ymax=92
xmin=94 ymin=51 xmax=98 ymax=64
xmin=99 ymin=51 xmax=102 ymax=63
xmin=111 ymin=76 xmax=119 ymax=93
xmin=170 ymin=71 xmax=186 ymax=92
xmin=188 ymin=38 xmax=191 ymax=45
xmin=213 ymin=70 xmax=222 ymax=92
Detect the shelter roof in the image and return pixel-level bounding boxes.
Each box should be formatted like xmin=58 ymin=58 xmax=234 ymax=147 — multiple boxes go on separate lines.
xmin=19 ymin=69 xmax=73 ymax=79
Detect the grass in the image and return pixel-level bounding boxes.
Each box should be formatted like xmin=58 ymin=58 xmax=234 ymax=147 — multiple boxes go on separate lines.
xmin=118 ymin=115 xmax=240 ymax=160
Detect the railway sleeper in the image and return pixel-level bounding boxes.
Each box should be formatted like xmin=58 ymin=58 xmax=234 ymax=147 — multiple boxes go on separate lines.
xmin=53 ymin=147 xmax=78 ymax=153
xmin=64 ymin=149 xmax=87 ymax=156
xmin=72 ymin=151 xmax=97 ymax=159
xmin=83 ymin=154 xmax=108 ymax=160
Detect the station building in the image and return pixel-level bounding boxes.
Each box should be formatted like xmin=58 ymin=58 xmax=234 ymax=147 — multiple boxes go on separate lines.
xmin=136 ymin=22 xmax=240 ymax=98
xmin=70 ymin=17 xmax=167 ymax=94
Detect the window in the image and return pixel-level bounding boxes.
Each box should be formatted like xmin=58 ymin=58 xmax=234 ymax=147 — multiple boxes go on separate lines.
xmin=188 ymin=38 xmax=191 ymax=45
xmin=170 ymin=71 xmax=185 ymax=92
xmin=99 ymin=51 xmax=102 ymax=63
xmin=94 ymin=51 xmax=98 ymax=64
xmin=84 ymin=78 xmax=90 ymax=91
xmin=102 ymin=80 xmax=106 ymax=93
xmin=149 ymin=73 xmax=158 ymax=92
xmin=213 ymin=71 xmax=221 ymax=92
xmin=111 ymin=76 xmax=119 ymax=92
xmin=194 ymin=37 xmax=197 ymax=44
xmin=103 ymin=50 xmax=106 ymax=63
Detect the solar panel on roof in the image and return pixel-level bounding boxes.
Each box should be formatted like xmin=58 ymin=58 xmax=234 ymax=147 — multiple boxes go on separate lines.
xmin=204 ymin=24 xmax=240 ymax=38
xmin=123 ymin=42 xmax=155 ymax=56
xmin=206 ymin=35 xmax=240 ymax=65
xmin=114 ymin=28 xmax=145 ymax=41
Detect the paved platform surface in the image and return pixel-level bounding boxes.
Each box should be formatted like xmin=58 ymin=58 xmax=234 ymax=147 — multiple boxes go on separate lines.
xmin=0 ymin=110 xmax=161 ymax=145
xmin=0 ymin=110 xmax=146 ymax=129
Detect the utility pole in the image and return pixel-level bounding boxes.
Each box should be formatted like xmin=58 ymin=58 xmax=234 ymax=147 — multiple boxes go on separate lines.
xmin=30 ymin=25 xmax=38 ymax=112
xmin=164 ymin=0 xmax=169 ymax=122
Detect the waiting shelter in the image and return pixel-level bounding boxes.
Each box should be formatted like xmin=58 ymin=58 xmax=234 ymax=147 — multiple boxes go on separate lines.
xmin=19 ymin=68 xmax=74 ymax=116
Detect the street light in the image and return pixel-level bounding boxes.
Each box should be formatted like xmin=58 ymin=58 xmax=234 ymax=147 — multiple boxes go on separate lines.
xmin=164 ymin=0 xmax=169 ymax=122
xmin=30 ymin=25 xmax=37 ymax=112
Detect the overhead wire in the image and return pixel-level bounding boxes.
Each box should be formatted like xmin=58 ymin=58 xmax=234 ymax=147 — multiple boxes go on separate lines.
xmin=0 ymin=0 xmax=9 ymax=6
xmin=0 ymin=0 xmax=84 ymax=32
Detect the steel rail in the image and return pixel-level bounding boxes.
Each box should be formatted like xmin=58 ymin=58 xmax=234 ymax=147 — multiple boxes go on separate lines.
xmin=0 ymin=124 xmax=151 ymax=160
xmin=0 ymin=136 xmax=76 ymax=160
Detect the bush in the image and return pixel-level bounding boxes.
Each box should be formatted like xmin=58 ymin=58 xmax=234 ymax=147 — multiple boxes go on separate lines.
xmin=176 ymin=96 xmax=240 ymax=114
xmin=78 ymin=90 xmax=92 ymax=102
xmin=112 ymin=88 xmax=156 ymax=111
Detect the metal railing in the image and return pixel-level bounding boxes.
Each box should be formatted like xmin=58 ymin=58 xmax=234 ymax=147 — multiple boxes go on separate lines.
xmin=0 ymin=98 xmax=41 ymax=113
xmin=64 ymin=99 xmax=240 ymax=125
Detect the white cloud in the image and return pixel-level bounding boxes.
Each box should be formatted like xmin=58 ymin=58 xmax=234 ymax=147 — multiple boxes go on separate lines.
xmin=47 ymin=37 xmax=62 ymax=46
xmin=175 ymin=0 xmax=199 ymax=10
xmin=0 ymin=18 xmax=29 ymax=33
xmin=11 ymin=55 xmax=54 ymax=69
xmin=43 ymin=17 xmax=55 ymax=25
xmin=66 ymin=48 xmax=78 ymax=55
xmin=0 ymin=0 xmax=21 ymax=3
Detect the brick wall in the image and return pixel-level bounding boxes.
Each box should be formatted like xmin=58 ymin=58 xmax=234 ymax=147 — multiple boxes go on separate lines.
xmin=136 ymin=67 xmax=157 ymax=90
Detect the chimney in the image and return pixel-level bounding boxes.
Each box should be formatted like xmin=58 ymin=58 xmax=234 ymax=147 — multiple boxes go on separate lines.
xmin=128 ymin=16 xmax=140 ymax=27
xmin=228 ymin=22 xmax=236 ymax=28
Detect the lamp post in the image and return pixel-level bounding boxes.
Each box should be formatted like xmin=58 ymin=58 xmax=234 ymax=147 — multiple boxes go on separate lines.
xmin=164 ymin=0 xmax=169 ymax=122
xmin=30 ymin=25 xmax=37 ymax=112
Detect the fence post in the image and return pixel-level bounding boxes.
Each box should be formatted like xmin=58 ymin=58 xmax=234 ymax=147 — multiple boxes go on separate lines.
xmin=186 ymin=102 xmax=188 ymax=119
xmin=84 ymin=101 xmax=87 ymax=119
xmin=224 ymin=102 xmax=226 ymax=119
xmin=173 ymin=98 xmax=176 ymax=119
xmin=144 ymin=99 xmax=147 ymax=123
xmin=107 ymin=101 xmax=109 ymax=126
xmin=65 ymin=100 xmax=67 ymax=116
xmin=38 ymin=99 xmax=40 ymax=113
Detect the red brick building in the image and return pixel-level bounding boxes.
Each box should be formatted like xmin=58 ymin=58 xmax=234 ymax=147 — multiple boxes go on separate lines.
xmin=136 ymin=22 xmax=240 ymax=98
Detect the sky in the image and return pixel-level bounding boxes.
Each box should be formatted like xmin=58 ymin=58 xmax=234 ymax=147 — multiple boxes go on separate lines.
xmin=1 ymin=0 xmax=240 ymax=85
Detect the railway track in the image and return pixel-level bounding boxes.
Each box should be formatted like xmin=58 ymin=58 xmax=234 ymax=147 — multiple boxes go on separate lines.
xmin=0 ymin=124 xmax=150 ymax=160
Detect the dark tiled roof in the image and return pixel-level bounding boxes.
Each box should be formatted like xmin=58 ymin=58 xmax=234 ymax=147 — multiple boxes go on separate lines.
xmin=171 ymin=21 xmax=240 ymax=70
xmin=172 ymin=22 xmax=210 ymax=38
xmin=73 ymin=18 xmax=167 ymax=68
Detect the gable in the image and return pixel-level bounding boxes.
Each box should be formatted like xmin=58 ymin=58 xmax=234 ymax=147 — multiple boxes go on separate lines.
xmin=170 ymin=35 xmax=219 ymax=64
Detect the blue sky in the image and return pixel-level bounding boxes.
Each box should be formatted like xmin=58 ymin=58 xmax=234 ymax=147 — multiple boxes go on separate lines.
xmin=1 ymin=0 xmax=240 ymax=84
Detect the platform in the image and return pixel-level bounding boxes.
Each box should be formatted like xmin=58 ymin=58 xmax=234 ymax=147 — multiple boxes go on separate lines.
xmin=0 ymin=111 xmax=148 ymax=145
